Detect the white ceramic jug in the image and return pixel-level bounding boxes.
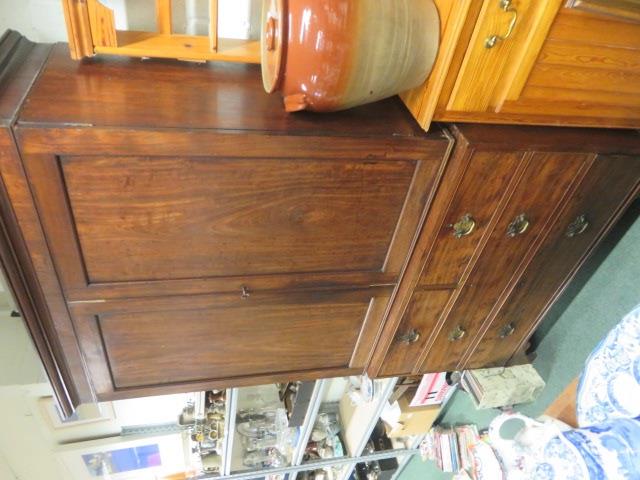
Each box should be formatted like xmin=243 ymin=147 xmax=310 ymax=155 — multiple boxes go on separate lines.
xmin=488 ymin=413 xmax=570 ymax=480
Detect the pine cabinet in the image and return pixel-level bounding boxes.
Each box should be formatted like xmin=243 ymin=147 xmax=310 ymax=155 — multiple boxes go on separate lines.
xmin=403 ymin=0 xmax=640 ymax=131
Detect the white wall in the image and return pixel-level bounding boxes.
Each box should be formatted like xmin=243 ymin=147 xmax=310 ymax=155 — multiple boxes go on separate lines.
xmin=0 ymin=276 xmax=189 ymax=479
xmin=0 ymin=3 xmax=258 ymax=478
xmin=0 ymin=0 xmax=260 ymax=43
xmin=0 ymin=0 xmax=67 ymax=42
xmin=0 ymin=274 xmax=46 ymax=386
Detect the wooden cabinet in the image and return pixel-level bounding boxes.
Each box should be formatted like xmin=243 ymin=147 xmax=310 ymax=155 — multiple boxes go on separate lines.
xmin=1 ymin=31 xmax=639 ymax=417
xmin=369 ymin=124 xmax=640 ymax=377
xmin=403 ymin=0 xmax=640 ymax=131
xmin=0 ymin=38 xmax=452 ymax=413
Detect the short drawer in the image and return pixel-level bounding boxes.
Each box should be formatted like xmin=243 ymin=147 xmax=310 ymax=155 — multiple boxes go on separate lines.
xmin=379 ymin=289 xmax=454 ymax=376
xmin=446 ymin=0 xmax=547 ymax=113
xmin=419 ymin=149 xmax=521 ymax=287
xmin=69 ymin=287 xmax=392 ymax=400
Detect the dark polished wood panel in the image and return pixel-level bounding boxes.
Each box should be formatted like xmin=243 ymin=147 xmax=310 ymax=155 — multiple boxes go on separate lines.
xmin=418 ymin=151 xmax=592 ymax=372
xmin=70 ymin=287 xmax=392 ymax=397
xmin=3 ymin=36 xmax=455 ymax=408
xmin=61 ymin=155 xmax=414 ymax=283
xmin=20 ymin=147 xmax=446 ymax=300
xmin=465 ymin=154 xmax=640 ymax=368
xmin=18 ymin=44 xmax=429 ymax=138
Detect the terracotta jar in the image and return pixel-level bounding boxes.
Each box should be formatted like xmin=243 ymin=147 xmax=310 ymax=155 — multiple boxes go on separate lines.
xmin=261 ymin=0 xmax=440 ymax=113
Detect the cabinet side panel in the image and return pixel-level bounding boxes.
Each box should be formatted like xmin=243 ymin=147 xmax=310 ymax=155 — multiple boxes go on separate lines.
xmin=0 ymin=130 xmax=94 ymax=413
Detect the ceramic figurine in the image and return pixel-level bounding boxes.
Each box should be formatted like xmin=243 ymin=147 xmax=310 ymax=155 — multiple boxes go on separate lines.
xmin=261 ymin=0 xmax=440 ymax=112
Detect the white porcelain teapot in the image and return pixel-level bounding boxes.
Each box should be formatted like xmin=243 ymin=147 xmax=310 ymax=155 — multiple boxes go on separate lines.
xmin=488 ymin=412 xmax=571 ymax=480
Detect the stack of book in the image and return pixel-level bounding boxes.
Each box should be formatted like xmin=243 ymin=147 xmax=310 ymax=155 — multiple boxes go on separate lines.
xmin=420 ymin=424 xmax=480 ymax=474
xmin=456 ymin=425 xmax=480 ymax=473
xmin=420 ymin=425 xmax=504 ymax=479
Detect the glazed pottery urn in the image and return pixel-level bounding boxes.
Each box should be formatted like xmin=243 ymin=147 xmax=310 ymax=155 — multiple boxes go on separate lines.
xmin=261 ymin=0 xmax=440 ymax=112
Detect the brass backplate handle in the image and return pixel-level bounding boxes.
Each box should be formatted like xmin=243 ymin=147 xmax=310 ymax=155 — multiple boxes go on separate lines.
xmin=507 ymin=213 xmax=530 ymax=237
xmin=448 ymin=325 xmax=466 ymax=342
xmin=451 ymin=214 xmax=477 ymax=238
xmin=485 ymin=0 xmax=518 ymax=48
xmin=397 ymin=329 xmax=421 ymax=345
xmin=499 ymin=323 xmax=516 ymax=338
xmin=566 ymin=214 xmax=590 ymax=238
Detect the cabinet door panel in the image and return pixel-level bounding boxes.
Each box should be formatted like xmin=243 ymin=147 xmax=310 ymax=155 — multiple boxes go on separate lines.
xmin=21 ymin=146 xmax=443 ymax=300
xmin=419 ymin=151 xmax=590 ymax=372
xmin=466 ymin=154 xmax=640 ymax=368
xmin=419 ymin=150 xmax=521 ymax=287
xmin=71 ymin=288 xmax=391 ymax=399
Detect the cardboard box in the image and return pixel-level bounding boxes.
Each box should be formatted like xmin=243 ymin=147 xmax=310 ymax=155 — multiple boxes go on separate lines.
xmin=386 ymin=392 xmax=440 ymax=438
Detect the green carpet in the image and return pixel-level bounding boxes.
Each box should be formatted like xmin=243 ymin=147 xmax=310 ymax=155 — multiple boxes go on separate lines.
xmin=400 ymin=198 xmax=640 ymax=479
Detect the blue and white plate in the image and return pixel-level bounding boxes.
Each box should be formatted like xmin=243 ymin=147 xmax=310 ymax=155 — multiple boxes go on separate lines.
xmin=577 ymin=304 xmax=640 ymax=427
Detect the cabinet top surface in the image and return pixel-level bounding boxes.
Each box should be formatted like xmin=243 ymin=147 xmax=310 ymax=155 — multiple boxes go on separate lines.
xmin=0 ymin=31 xmax=51 ymax=126
xmin=452 ymin=123 xmax=640 ymax=155
xmin=17 ymin=44 xmax=440 ymax=139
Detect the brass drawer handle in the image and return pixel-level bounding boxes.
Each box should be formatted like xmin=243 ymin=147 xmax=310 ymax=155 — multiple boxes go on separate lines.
xmin=485 ymin=0 xmax=518 ymax=49
xmin=397 ymin=329 xmax=421 ymax=345
xmin=241 ymin=285 xmax=250 ymax=299
xmin=451 ymin=214 xmax=477 ymax=238
xmin=448 ymin=325 xmax=466 ymax=342
xmin=499 ymin=323 xmax=516 ymax=338
xmin=566 ymin=214 xmax=590 ymax=238
xmin=507 ymin=213 xmax=530 ymax=237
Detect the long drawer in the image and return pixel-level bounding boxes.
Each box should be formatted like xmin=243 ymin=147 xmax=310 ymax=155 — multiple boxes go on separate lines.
xmin=465 ymin=153 xmax=640 ymax=369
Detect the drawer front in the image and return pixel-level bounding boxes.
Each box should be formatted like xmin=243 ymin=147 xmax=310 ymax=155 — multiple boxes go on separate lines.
xmin=466 ymin=154 xmax=640 ymax=368
xmin=418 ymin=151 xmax=591 ymax=372
xmin=379 ymin=289 xmax=453 ymax=376
xmin=19 ymin=137 xmax=445 ymax=300
xmin=70 ymin=288 xmax=391 ymax=399
xmin=419 ymin=149 xmax=522 ymax=287
xmin=446 ymin=0 xmax=544 ymax=113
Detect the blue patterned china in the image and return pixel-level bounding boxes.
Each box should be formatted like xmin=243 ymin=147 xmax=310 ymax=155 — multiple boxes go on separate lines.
xmin=489 ymin=412 xmax=640 ymax=479
xmin=577 ymin=304 xmax=640 ymax=427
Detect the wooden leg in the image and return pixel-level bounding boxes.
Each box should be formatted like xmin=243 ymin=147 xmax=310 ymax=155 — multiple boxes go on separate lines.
xmin=156 ymin=0 xmax=172 ymax=34
xmin=210 ymin=0 xmax=219 ymax=52
xmin=61 ymin=0 xmax=95 ymax=58
xmin=87 ymin=0 xmax=117 ymax=48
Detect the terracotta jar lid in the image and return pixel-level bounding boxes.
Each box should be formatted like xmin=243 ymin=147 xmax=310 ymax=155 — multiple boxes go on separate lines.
xmin=261 ymin=0 xmax=286 ymax=94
